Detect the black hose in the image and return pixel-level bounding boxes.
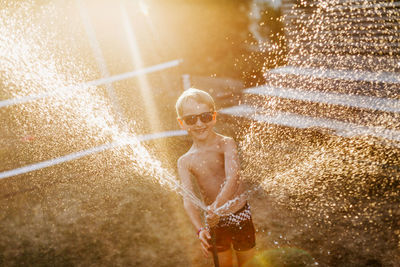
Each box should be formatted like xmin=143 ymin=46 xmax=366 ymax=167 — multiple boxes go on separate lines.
xmin=209 ymin=227 xmax=219 ymax=267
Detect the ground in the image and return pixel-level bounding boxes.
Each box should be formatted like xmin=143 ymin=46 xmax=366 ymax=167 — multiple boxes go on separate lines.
xmin=1 ymin=123 xmax=399 ymax=266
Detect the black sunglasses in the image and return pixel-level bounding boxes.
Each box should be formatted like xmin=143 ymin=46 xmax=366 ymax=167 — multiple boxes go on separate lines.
xmin=182 ymin=112 xmax=214 ymax=125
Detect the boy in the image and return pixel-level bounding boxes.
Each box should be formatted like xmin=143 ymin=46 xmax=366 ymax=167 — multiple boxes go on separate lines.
xmin=176 ymin=88 xmax=256 ymax=267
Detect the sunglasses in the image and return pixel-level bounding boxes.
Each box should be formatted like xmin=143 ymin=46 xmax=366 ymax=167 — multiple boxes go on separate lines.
xmin=181 ymin=112 xmax=214 ymax=125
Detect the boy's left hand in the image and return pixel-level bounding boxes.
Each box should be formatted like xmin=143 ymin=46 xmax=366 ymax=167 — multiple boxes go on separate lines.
xmin=206 ymin=206 xmax=220 ymax=227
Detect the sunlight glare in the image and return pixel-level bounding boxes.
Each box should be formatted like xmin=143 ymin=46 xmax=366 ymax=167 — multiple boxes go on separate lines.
xmin=139 ymin=0 xmax=149 ymax=16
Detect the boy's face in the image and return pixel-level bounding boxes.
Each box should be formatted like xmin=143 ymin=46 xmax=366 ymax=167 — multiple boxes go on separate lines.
xmin=178 ymin=99 xmax=216 ymax=141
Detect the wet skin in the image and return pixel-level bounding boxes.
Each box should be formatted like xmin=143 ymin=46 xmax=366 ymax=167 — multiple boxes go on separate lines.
xmin=177 ymin=99 xmax=253 ymax=266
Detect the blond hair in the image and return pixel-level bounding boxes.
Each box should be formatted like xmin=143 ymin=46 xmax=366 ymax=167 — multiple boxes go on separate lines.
xmin=175 ymin=88 xmax=216 ymax=118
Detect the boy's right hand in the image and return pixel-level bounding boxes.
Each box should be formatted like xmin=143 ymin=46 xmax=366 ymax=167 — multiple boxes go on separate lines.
xmin=198 ymin=228 xmax=211 ymax=257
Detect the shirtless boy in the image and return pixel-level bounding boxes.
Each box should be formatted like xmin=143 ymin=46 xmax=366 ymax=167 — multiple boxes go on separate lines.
xmin=176 ymin=88 xmax=256 ymax=267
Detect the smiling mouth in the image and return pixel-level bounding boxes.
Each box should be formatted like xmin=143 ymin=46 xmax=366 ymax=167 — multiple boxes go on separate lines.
xmin=193 ymin=128 xmax=206 ymax=134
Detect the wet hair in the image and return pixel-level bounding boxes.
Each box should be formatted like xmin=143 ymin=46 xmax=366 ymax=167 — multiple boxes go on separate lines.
xmin=175 ymin=88 xmax=215 ymax=118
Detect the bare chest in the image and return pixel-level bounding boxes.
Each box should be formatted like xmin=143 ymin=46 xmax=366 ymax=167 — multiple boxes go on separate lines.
xmin=189 ymin=151 xmax=225 ymax=177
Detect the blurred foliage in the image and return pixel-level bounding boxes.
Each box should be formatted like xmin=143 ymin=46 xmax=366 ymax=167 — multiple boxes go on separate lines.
xmin=143 ymin=0 xmax=287 ymax=85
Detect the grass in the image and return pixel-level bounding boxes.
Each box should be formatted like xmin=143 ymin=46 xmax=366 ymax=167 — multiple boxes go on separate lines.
xmin=0 ymin=137 xmax=204 ymax=266
xmin=1 ymin=121 xmax=399 ymax=266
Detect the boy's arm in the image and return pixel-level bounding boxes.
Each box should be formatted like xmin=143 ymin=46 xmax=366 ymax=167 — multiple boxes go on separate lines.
xmin=178 ymin=156 xmax=212 ymax=257
xmin=177 ymin=156 xmax=204 ymax=231
xmin=211 ymin=138 xmax=242 ymax=211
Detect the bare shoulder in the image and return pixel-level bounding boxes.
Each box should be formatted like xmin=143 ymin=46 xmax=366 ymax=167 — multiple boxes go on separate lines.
xmin=177 ymin=152 xmax=191 ymax=169
xmin=217 ymin=134 xmax=237 ymax=149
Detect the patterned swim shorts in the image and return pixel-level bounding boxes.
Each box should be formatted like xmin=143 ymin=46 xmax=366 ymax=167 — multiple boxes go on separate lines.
xmin=209 ymin=203 xmax=256 ymax=252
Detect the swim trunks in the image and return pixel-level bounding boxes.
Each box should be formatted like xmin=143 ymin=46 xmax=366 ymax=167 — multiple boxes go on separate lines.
xmin=209 ymin=203 xmax=256 ymax=252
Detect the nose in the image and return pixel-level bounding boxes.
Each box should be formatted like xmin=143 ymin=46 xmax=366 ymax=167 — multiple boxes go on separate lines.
xmin=195 ymin=116 xmax=203 ymax=126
